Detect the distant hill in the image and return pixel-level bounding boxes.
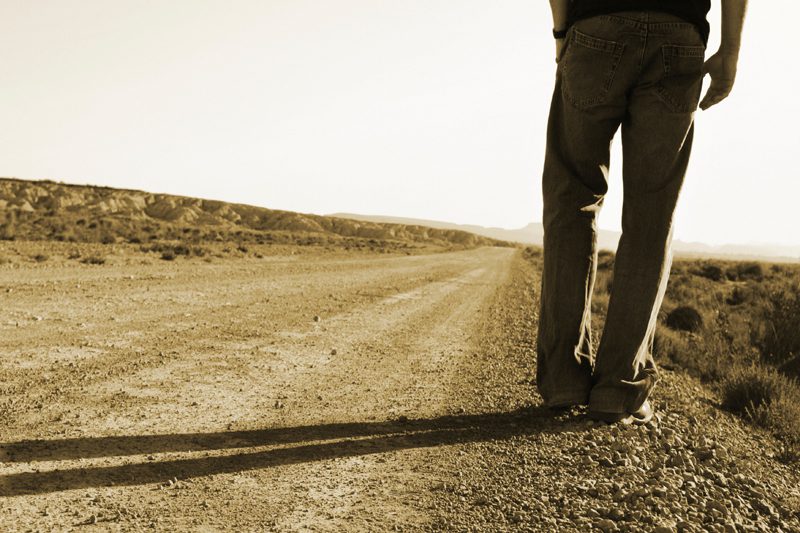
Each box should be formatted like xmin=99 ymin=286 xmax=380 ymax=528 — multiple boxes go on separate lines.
xmin=0 ymin=178 xmax=508 ymax=250
xmin=330 ymin=213 xmax=625 ymax=250
xmin=331 ymin=213 xmax=800 ymax=262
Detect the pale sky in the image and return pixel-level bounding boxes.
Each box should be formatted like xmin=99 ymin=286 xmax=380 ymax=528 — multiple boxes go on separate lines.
xmin=1 ymin=1 xmax=797 ymax=246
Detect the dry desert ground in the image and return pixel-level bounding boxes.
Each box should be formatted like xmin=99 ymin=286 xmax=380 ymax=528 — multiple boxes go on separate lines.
xmin=0 ymin=242 xmax=798 ymax=532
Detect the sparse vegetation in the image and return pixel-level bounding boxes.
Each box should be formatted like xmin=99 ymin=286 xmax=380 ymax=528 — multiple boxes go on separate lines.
xmin=725 ymin=261 xmax=765 ymax=282
xmin=597 ymin=250 xmax=615 ymax=270
xmin=726 ymin=286 xmax=750 ymax=306
xmin=522 ymin=246 xmax=542 ymax=261
xmin=32 ymin=253 xmax=49 ymax=263
xmin=752 ymin=288 xmax=800 ymax=368
xmin=721 ymin=366 xmax=800 ymax=453
xmin=80 ymin=255 xmax=106 ymax=265
xmin=575 ymin=249 xmax=800 ymax=460
xmin=694 ymin=263 xmax=724 ymax=282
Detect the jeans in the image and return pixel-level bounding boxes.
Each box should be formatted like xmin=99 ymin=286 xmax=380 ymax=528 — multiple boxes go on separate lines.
xmin=537 ymin=12 xmax=706 ymax=413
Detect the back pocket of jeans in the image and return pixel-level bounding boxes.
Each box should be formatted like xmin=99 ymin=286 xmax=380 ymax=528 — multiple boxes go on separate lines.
xmin=656 ymin=44 xmax=705 ymax=113
xmin=560 ymin=29 xmax=625 ymax=110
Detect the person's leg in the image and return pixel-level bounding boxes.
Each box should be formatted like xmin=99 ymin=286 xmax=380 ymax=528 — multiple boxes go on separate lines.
xmin=589 ymin=16 xmax=706 ymax=416
xmin=537 ymin=17 xmax=632 ymax=407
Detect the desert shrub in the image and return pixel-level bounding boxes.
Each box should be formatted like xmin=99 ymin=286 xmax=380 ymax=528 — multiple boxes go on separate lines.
xmin=68 ymin=250 xmax=82 ymax=260
xmin=99 ymin=234 xmax=116 ymax=245
xmin=653 ymin=328 xmax=689 ymax=362
xmin=726 ymin=286 xmax=750 ymax=306
xmin=0 ymin=223 xmax=16 ymax=241
xmin=752 ymin=395 xmax=800 ymax=449
xmin=753 ymin=288 xmax=800 ymax=367
xmin=656 ymin=326 xmax=732 ymax=381
xmin=721 ymin=366 xmax=800 ymax=452
xmin=770 ymin=264 xmax=786 ymax=275
xmin=32 ymin=253 xmax=49 ymax=263
xmin=694 ymin=263 xmax=724 ymax=282
xmin=128 ymin=236 xmax=143 ymax=244
xmin=721 ymin=365 xmax=793 ymax=414
xmin=738 ymin=262 xmax=765 ymax=281
xmin=597 ymin=250 xmax=615 ymax=270
xmin=665 ymin=306 xmax=703 ymax=333
xmin=779 ymin=356 xmax=800 ymax=380
xmin=172 ymin=244 xmax=191 ymax=256
xmin=726 ymin=262 xmax=764 ymax=282
xmin=81 ymin=255 xmax=106 ymax=265
xmin=160 ymin=250 xmax=176 ymax=261
xmin=520 ymin=246 xmax=542 ymax=261
xmin=237 ymin=244 xmax=249 ymax=253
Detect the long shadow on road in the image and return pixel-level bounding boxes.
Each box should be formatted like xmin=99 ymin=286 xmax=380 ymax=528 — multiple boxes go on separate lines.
xmin=0 ymin=407 xmax=577 ymax=497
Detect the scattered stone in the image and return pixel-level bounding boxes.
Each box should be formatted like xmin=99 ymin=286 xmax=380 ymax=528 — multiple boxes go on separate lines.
xmin=595 ymin=518 xmax=617 ymax=532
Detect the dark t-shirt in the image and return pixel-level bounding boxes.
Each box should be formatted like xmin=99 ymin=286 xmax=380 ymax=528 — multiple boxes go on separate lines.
xmin=568 ymin=0 xmax=712 ymax=44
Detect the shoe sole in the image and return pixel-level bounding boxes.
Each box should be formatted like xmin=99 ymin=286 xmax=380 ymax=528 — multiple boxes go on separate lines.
xmin=588 ymin=401 xmax=654 ymax=425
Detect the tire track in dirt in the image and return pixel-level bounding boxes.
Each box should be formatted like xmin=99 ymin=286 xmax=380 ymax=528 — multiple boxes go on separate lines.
xmin=0 ymin=246 xmax=520 ymax=531
xmin=0 ymin=250 xmax=500 ymax=437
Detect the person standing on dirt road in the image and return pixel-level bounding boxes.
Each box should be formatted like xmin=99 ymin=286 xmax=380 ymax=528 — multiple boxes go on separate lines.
xmin=536 ymin=0 xmax=747 ymax=423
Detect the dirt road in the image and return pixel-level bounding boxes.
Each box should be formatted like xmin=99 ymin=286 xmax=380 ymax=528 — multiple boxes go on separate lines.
xmin=0 ymin=246 xmax=527 ymax=530
xmin=1 ymin=245 xmax=798 ymax=532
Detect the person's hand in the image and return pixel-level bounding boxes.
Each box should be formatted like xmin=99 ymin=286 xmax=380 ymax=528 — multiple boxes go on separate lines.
xmin=699 ymin=51 xmax=739 ymax=110
xmin=555 ymin=38 xmax=565 ymax=63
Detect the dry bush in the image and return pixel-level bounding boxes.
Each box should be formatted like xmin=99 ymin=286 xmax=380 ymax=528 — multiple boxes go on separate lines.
xmin=143 ymin=242 xmax=206 ymax=259
xmin=780 ymin=356 xmax=800 ymax=380
xmin=653 ymin=328 xmax=689 ymax=362
xmin=655 ymin=326 xmax=732 ymax=381
xmin=665 ymin=305 xmax=703 ymax=333
xmin=721 ymin=366 xmax=800 ymax=455
xmin=522 ymin=246 xmax=542 ymax=262
xmin=726 ymin=262 xmax=765 ymax=282
xmin=32 ymin=253 xmax=49 ymax=263
xmin=597 ymin=250 xmax=615 ymax=270
xmin=721 ymin=365 xmax=793 ymax=414
xmin=694 ymin=263 xmax=724 ymax=282
xmin=80 ymin=255 xmax=106 ymax=265
xmin=752 ymin=288 xmax=800 ymax=368
xmin=726 ymin=286 xmax=750 ymax=306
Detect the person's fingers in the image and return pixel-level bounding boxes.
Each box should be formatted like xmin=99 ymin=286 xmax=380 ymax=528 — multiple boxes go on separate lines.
xmin=699 ymin=80 xmax=733 ymax=110
xmin=700 ymin=90 xmax=724 ymax=110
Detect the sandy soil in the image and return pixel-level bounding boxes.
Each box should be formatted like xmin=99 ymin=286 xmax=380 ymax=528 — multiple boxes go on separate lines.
xmin=0 ymin=245 xmax=798 ymax=532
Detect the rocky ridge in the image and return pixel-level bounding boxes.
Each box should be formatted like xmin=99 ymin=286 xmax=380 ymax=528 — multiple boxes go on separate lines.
xmin=0 ymin=178 xmax=507 ymax=249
